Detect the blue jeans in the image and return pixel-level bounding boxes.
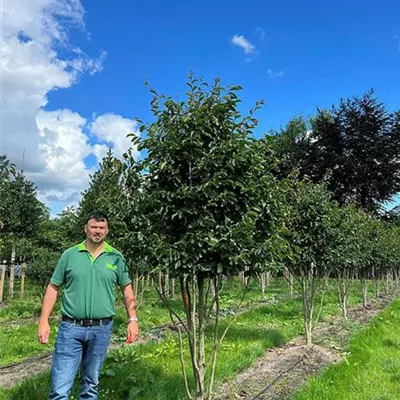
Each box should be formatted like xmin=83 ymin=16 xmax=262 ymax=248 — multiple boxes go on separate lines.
xmin=49 ymin=320 xmax=113 ymax=400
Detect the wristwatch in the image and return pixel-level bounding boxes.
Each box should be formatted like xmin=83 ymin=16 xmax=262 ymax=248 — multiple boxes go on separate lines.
xmin=128 ymin=317 xmax=139 ymax=322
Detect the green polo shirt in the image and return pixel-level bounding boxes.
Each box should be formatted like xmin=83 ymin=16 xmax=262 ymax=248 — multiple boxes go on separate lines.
xmin=51 ymin=241 xmax=131 ymax=319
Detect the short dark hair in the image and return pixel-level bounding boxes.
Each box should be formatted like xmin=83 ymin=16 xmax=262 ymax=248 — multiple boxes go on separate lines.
xmin=85 ymin=211 xmax=109 ymax=225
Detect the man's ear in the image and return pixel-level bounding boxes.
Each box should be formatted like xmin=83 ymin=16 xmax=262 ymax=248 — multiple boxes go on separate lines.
xmin=84 ymin=225 xmax=87 ymax=234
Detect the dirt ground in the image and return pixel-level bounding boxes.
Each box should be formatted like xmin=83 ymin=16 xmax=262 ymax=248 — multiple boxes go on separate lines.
xmin=214 ymin=294 xmax=395 ymax=400
xmin=0 ymin=294 xmax=394 ymax=395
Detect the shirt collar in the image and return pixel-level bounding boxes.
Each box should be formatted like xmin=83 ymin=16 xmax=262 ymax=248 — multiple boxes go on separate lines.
xmin=76 ymin=241 xmax=114 ymax=253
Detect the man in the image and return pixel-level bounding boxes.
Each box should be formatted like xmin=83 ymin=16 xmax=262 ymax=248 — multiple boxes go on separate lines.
xmin=38 ymin=211 xmax=139 ymax=400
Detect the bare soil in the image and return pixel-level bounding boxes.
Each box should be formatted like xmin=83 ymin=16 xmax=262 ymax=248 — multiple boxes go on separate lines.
xmin=215 ymin=294 xmax=395 ymax=400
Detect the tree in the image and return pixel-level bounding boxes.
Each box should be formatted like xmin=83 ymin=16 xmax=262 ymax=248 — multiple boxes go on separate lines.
xmin=285 ymin=180 xmax=338 ymax=345
xmin=128 ymin=75 xmax=280 ymax=399
xmin=0 ymin=155 xmax=16 ymax=237
xmin=0 ymin=172 xmax=45 ymax=298
xmin=77 ymin=149 xmax=125 ymax=242
xmin=274 ymin=91 xmax=400 ymax=211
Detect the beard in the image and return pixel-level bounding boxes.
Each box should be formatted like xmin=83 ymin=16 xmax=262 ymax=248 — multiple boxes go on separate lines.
xmin=91 ymin=236 xmax=104 ymax=243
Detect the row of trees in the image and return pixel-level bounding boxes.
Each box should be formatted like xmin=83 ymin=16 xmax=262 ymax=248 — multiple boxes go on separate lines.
xmin=1 ymin=77 xmax=400 ymax=399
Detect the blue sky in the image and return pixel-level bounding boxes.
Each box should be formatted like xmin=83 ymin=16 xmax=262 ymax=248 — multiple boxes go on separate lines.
xmin=2 ymin=0 xmax=400 ymax=215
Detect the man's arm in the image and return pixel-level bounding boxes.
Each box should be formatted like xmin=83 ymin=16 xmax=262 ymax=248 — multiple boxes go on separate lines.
xmin=121 ymin=283 xmax=139 ymax=343
xmin=38 ymin=283 xmax=60 ymax=344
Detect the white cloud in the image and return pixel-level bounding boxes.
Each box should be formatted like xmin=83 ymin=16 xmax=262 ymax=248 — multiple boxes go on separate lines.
xmin=231 ymin=34 xmax=256 ymax=55
xmin=267 ymin=68 xmax=284 ymax=78
xmin=0 ymin=0 xmax=109 ymax=208
xmin=35 ymin=108 xmax=92 ymax=200
xmin=90 ymin=114 xmax=140 ymax=160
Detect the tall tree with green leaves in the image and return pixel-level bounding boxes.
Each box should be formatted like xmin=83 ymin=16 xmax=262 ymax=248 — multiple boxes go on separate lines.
xmin=129 ymin=75 xmax=281 ymax=399
xmin=285 ymin=180 xmax=339 ymax=345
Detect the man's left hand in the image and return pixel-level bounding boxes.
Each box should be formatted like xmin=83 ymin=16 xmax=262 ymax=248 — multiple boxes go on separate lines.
xmin=126 ymin=321 xmax=139 ymax=344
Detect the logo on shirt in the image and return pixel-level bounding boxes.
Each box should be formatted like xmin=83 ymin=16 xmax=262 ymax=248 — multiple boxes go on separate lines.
xmin=106 ymin=263 xmax=118 ymax=271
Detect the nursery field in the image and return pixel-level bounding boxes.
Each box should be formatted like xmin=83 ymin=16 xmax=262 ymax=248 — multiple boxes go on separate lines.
xmin=1 ymin=277 xmax=398 ymax=400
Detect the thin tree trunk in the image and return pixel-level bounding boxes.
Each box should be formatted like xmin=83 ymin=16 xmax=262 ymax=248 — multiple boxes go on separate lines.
xmin=384 ymin=269 xmax=390 ymax=295
xmin=8 ymin=241 xmax=16 ymax=299
xmin=338 ymin=269 xmax=348 ymax=320
xmin=266 ymin=271 xmax=271 ymax=286
xmin=301 ymin=276 xmax=313 ymax=346
xmin=138 ymin=276 xmax=146 ymax=305
xmin=394 ymin=268 xmax=400 ymax=288
xmin=158 ymin=271 xmax=163 ymax=296
xmin=208 ymin=276 xmax=222 ymax=400
xmin=0 ymin=259 xmax=6 ymax=303
xmin=284 ymin=268 xmax=294 ymax=295
xmin=165 ymin=269 xmax=170 ymax=300
xmin=171 ymin=278 xmax=176 ymax=299
xmin=373 ymin=267 xmax=379 ymax=298
xmin=361 ymin=271 xmax=368 ymax=308
xmin=196 ymin=275 xmax=206 ymax=400
xmin=260 ymin=272 xmax=266 ymax=302
xmin=20 ymin=259 xmax=27 ymax=299
xmin=300 ymin=268 xmax=314 ymax=346
xmin=210 ymin=281 xmax=216 ymax=312
xmin=134 ymin=269 xmax=139 ymax=300
xmin=238 ymin=271 xmax=245 ymax=286
xmin=180 ymin=276 xmax=201 ymax=398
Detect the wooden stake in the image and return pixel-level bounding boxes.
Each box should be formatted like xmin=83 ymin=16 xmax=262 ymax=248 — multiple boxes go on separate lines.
xmin=20 ymin=259 xmax=27 ymax=299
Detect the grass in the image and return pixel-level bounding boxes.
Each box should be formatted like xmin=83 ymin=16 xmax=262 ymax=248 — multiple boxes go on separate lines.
xmin=292 ymin=297 xmax=400 ymax=400
xmin=0 ymin=295 xmax=305 ymax=400
xmin=0 ymin=277 xmax=379 ymax=400
xmin=0 ymin=323 xmax=57 ymax=366
xmin=0 ymin=277 xmax=280 ymax=366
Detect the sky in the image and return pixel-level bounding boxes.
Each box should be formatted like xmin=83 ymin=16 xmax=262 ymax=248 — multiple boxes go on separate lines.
xmin=1 ymin=0 xmax=400 ymax=216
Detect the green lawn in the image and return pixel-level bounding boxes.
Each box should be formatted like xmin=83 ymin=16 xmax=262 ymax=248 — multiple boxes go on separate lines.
xmin=292 ymin=298 xmax=400 ymax=400
xmin=0 ymin=278 xmax=273 ymax=366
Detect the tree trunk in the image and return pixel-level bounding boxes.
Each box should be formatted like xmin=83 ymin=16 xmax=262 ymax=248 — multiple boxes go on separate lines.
xmin=180 ymin=276 xmax=200 ymax=397
xmin=20 ymin=260 xmax=27 ymax=299
xmin=373 ymin=267 xmax=380 ymax=298
xmin=284 ymin=268 xmax=293 ymax=295
xmin=238 ymin=271 xmax=245 ymax=286
xmin=164 ymin=269 xmax=170 ymax=300
xmin=301 ymin=277 xmax=313 ymax=346
xmin=260 ymin=272 xmax=266 ymax=302
xmin=361 ymin=272 xmax=368 ymax=308
xmin=384 ymin=269 xmax=390 ymax=295
xmin=196 ymin=275 xmax=206 ymax=400
xmin=0 ymin=259 xmax=6 ymax=303
xmin=394 ymin=268 xmax=400 ymax=288
xmin=210 ymin=278 xmax=217 ymax=312
xmin=171 ymin=278 xmax=176 ymax=299
xmin=134 ymin=269 xmax=139 ymax=300
xmin=338 ymin=269 xmax=348 ymax=320
xmin=300 ymin=269 xmax=314 ymax=346
xmin=8 ymin=241 xmax=16 ymax=299
xmin=158 ymin=271 xmax=163 ymax=296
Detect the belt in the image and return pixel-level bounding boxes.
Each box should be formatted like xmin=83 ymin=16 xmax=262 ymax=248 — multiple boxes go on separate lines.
xmin=62 ymin=315 xmax=112 ymax=326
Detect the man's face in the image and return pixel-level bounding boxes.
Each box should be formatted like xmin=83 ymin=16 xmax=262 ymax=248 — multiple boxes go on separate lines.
xmin=85 ymin=218 xmax=109 ymax=244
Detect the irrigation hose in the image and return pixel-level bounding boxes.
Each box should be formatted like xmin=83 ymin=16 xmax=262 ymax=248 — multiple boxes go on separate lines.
xmin=250 ymin=353 xmax=309 ymax=400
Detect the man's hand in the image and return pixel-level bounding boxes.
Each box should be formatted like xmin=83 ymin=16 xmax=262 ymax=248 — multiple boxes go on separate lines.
xmin=38 ymin=319 xmax=50 ymax=344
xmin=126 ymin=321 xmax=139 ymax=344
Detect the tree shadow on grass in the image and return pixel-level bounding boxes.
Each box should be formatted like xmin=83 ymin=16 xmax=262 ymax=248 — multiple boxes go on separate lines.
xmin=2 ymin=361 xmax=190 ymax=400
